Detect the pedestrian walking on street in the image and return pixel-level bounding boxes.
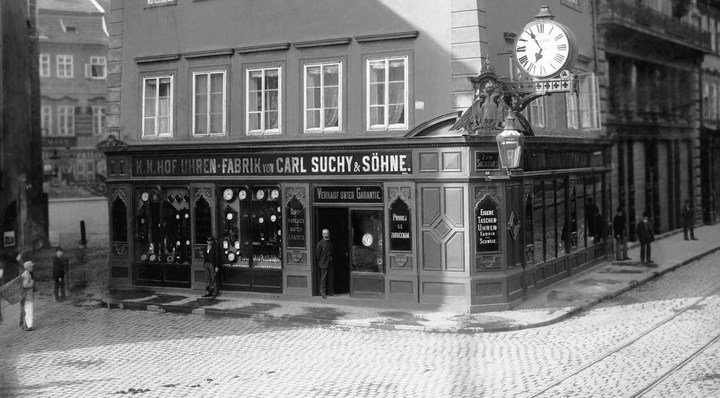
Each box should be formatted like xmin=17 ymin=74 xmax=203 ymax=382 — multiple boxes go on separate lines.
xmin=203 ymin=235 xmax=219 ymax=298
xmin=52 ymin=247 xmax=67 ymax=301
xmin=21 ymin=261 xmax=36 ymax=331
xmin=681 ymin=199 xmax=697 ymax=240
xmin=636 ymin=212 xmax=655 ymax=266
xmin=14 ymin=251 xmax=28 ymax=328
xmin=315 ymin=229 xmax=333 ymax=299
xmin=613 ymin=207 xmax=630 ymax=261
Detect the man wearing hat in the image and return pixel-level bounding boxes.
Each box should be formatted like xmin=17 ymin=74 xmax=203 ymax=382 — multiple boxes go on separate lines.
xmin=21 ymin=261 xmax=36 ymax=331
xmin=52 ymin=246 xmax=67 ymax=301
xmin=203 ymin=235 xmax=219 ymax=298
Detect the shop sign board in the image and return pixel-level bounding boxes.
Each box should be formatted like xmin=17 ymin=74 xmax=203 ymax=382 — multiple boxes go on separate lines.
xmin=132 ymin=151 xmax=412 ymax=177
xmin=313 ymin=186 xmax=383 ymax=203
xmin=389 ymin=199 xmax=411 ymax=251
xmin=475 ymin=151 xmax=499 ymax=170
xmin=286 ymin=197 xmax=306 ymax=248
xmin=476 ymin=195 xmax=499 ymax=252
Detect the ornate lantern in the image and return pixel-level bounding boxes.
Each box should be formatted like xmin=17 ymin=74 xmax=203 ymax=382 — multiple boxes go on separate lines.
xmin=495 ymin=113 xmax=523 ymax=170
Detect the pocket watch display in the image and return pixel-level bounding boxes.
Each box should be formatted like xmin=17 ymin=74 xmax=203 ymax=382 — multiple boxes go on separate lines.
xmin=270 ymin=188 xmax=280 ymax=200
xmin=362 ymin=233 xmax=374 ymax=247
xmin=255 ymin=189 xmax=266 ymax=200
xmin=238 ymin=189 xmax=247 ymax=200
xmin=141 ymin=191 xmax=150 ymax=202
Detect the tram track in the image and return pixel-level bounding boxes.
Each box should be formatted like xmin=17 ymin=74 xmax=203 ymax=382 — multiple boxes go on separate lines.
xmin=529 ymin=281 xmax=720 ymax=397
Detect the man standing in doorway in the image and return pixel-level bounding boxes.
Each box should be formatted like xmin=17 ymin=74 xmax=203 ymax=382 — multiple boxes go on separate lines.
xmin=613 ymin=207 xmax=630 ymax=261
xmin=203 ymin=235 xmax=219 ymax=298
xmin=636 ymin=212 xmax=655 ymax=266
xmin=315 ymin=229 xmax=333 ymax=299
xmin=681 ymin=199 xmax=697 ymax=240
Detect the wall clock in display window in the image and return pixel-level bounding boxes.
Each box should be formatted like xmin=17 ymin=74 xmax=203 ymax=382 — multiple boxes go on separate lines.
xmin=223 ymin=188 xmax=235 ymax=202
xmin=255 ymin=189 xmax=266 ymax=201
xmin=513 ymin=7 xmax=577 ymax=79
xmin=141 ymin=191 xmax=149 ymax=202
xmin=238 ymin=189 xmax=247 ymax=200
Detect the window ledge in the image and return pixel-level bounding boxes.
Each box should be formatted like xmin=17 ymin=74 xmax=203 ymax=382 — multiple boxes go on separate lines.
xmin=294 ymin=37 xmax=352 ymax=49
xmin=184 ymin=48 xmax=234 ymax=59
xmin=135 ymin=53 xmax=181 ymax=64
xmin=355 ymin=31 xmax=419 ymax=43
xmin=236 ymin=42 xmax=290 ymax=54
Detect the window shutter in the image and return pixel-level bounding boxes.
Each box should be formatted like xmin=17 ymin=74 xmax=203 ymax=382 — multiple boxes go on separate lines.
xmin=85 ymin=64 xmax=91 ymax=78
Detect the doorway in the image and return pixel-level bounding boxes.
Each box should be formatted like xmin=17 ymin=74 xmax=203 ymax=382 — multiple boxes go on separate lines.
xmin=314 ymin=208 xmax=350 ymax=296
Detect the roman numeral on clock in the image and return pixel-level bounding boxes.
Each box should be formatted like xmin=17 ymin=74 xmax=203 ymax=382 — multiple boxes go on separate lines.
xmin=555 ymin=33 xmax=564 ymax=41
xmin=537 ymin=24 xmax=544 ymax=33
xmin=517 ymin=46 xmax=526 ymax=53
xmin=518 ymin=55 xmax=528 ymax=67
xmin=557 ymin=44 xmax=567 ymax=51
xmin=539 ymin=65 xmax=546 ymax=75
xmin=554 ymin=54 xmax=565 ymax=63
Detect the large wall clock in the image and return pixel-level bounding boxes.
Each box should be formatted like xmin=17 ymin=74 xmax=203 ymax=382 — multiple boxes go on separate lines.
xmin=513 ymin=8 xmax=577 ymax=79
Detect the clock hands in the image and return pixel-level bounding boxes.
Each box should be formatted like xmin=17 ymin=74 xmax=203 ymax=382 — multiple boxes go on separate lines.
xmin=528 ymin=30 xmax=543 ymax=61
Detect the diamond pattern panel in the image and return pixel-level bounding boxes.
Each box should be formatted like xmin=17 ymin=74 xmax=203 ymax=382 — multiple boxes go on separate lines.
xmin=434 ymin=219 xmax=452 ymax=239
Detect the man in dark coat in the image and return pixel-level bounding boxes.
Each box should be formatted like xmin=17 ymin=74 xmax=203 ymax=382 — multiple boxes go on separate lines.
xmin=52 ymin=247 xmax=67 ymax=301
xmin=612 ymin=207 xmax=630 ymax=261
xmin=635 ymin=212 xmax=655 ymax=265
xmin=681 ymin=199 xmax=697 ymax=240
xmin=315 ymin=229 xmax=333 ymax=299
xmin=203 ymin=236 xmax=219 ymax=298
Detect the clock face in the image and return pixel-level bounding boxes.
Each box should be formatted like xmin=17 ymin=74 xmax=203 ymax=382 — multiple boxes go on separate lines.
xmin=270 ymin=189 xmax=280 ymax=200
xmin=256 ymin=189 xmax=265 ymax=200
xmin=238 ymin=189 xmax=247 ymax=200
xmin=514 ymin=20 xmax=572 ymax=78
xmin=223 ymin=188 xmax=235 ymax=201
xmin=141 ymin=192 xmax=149 ymax=202
xmin=362 ymin=233 xmax=374 ymax=247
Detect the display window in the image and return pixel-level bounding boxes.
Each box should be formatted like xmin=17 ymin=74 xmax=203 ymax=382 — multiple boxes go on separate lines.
xmin=111 ymin=197 xmax=128 ymax=243
xmin=134 ymin=187 xmax=191 ymax=264
xmin=220 ymin=185 xmax=282 ymax=269
xmin=350 ymin=209 xmax=384 ymax=273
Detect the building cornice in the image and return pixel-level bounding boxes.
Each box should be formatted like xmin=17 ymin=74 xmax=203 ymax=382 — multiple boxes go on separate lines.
xmin=236 ymin=42 xmax=291 ymax=54
xmin=355 ymin=31 xmax=419 ymax=43
xmin=293 ymin=37 xmax=352 ymax=49
xmin=134 ymin=53 xmax=181 ymax=64
xmin=183 ymin=48 xmax=235 ymax=59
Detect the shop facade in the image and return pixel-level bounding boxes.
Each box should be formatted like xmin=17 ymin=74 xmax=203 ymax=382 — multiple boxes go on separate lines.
xmin=104 ymin=134 xmax=610 ymax=311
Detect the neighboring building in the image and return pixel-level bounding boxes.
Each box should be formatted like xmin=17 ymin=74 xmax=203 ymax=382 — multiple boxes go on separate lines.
xmin=596 ymin=0 xmax=711 ymax=238
xmin=103 ymin=0 xmax=608 ymax=311
xmin=38 ymin=0 xmax=109 ymax=197
xmin=698 ymin=0 xmax=720 ymax=225
xmin=1 ymin=0 xmax=47 ymax=253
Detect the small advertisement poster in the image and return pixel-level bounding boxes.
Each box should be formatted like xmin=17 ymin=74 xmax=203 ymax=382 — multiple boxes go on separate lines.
xmin=389 ymin=198 xmax=411 ymax=251
xmin=286 ymin=197 xmax=306 ymax=248
xmin=476 ymin=196 xmax=499 ymax=252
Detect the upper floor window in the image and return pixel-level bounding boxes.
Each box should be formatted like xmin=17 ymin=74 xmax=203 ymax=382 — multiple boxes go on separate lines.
xmin=92 ymin=106 xmax=106 ymax=136
xmin=529 ymin=97 xmax=546 ymax=129
xmin=246 ymin=67 xmax=281 ymax=135
xmin=57 ymin=55 xmax=73 ymax=78
xmin=40 ymin=54 xmax=50 ymax=78
xmin=142 ymin=76 xmax=173 ymax=138
xmin=367 ymin=56 xmax=408 ymax=130
xmin=703 ymin=82 xmax=710 ymax=119
xmin=86 ymin=56 xmax=107 ymax=79
xmin=41 ymin=105 xmax=52 ymax=136
xmin=304 ymin=62 xmax=341 ymax=133
xmin=193 ymin=71 xmax=226 ymax=136
xmin=577 ymin=73 xmax=601 ymax=129
xmin=711 ymin=84 xmax=718 ymax=120
xmin=57 ymin=105 xmax=75 ymax=136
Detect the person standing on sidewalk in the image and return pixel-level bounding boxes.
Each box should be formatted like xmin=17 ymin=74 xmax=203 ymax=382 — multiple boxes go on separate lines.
xmin=315 ymin=229 xmax=333 ymax=299
xmin=613 ymin=207 xmax=630 ymax=261
xmin=52 ymin=247 xmax=67 ymax=301
xmin=21 ymin=261 xmax=36 ymax=331
xmin=203 ymin=235 xmax=219 ymax=298
xmin=681 ymin=199 xmax=697 ymax=240
xmin=636 ymin=212 xmax=655 ymax=265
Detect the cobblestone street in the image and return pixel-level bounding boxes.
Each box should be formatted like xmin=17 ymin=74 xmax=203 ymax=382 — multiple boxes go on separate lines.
xmin=2 ymin=251 xmax=720 ymax=397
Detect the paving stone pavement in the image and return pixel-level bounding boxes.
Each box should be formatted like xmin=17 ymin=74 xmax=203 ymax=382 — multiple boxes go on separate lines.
xmin=1 ymin=248 xmax=720 ymax=397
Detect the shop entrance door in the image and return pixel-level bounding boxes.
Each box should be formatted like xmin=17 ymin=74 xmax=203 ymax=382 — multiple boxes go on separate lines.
xmin=349 ymin=209 xmax=385 ymax=299
xmin=314 ymin=208 xmax=350 ymax=296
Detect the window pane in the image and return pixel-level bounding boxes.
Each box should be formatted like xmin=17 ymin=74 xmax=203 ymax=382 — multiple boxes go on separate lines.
xmin=265 ymin=111 xmax=279 ymax=129
xmin=210 ymin=114 xmax=222 ymax=134
xmin=158 ymin=98 xmax=170 ymax=117
xmin=195 ymin=114 xmax=207 ymax=135
xmin=145 ymin=98 xmax=155 ymax=117
xmin=159 ymin=79 xmax=171 ymax=97
xmin=324 ymin=64 xmax=339 ymax=86
xmin=324 ymin=86 xmax=338 ymax=108
xmin=265 ymin=70 xmax=279 ymax=89
xmin=248 ymin=113 xmax=261 ymax=131
xmin=249 ymin=91 xmax=262 ymax=113
xmin=210 ymin=92 xmax=222 ymax=114
xmin=306 ymin=66 xmax=321 ymax=88
xmin=545 ymin=178 xmax=557 ymax=260
xmin=145 ymin=79 xmax=157 ymax=100
xmin=369 ymin=83 xmax=384 ymax=106
xmin=388 ymin=105 xmax=404 ymax=125
xmin=369 ymin=106 xmax=384 ymax=126
xmin=158 ymin=116 xmax=169 ymax=135
xmin=265 ymin=90 xmax=279 ymax=112
xmin=306 ymin=87 xmax=321 ymax=109
xmin=144 ymin=118 xmax=155 ymax=135
xmin=576 ymin=178 xmax=586 ymax=247
xmin=210 ymin=73 xmax=223 ymax=93
xmin=195 ymin=74 xmax=208 ymax=95
xmin=388 ymin=59 xmax=405 ymax=81
xmin=556 ymin=177 xmax=567 ymax=255
xmin=306 ymin=110 xmax=320 ymax=129
xmin=369 ymin=61 xmax=385 ymax=83
xmin=195 ymin=94 xmax=207 ymax=115
xmin=324 ymin=108 xmax=339 ymax=128
xmin=248 ymin=71 xmax=262 ymax=91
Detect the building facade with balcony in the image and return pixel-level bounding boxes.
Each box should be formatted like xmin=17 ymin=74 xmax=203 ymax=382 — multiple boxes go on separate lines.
xmin=697 ymin=0 xmax=720 ymax=225
xmin=596 ymin=0 xmax=711 ymax=239
xmin=103 ymin=0 xmax=609 ymax=312
xmin=38 ymin=0 xmax=110 ymax=197
xmin=1 ymin=0 xmax=48 ymax=256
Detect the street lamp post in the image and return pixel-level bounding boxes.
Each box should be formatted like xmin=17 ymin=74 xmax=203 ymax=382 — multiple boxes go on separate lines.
xmin=495 ymin=112 xmax=524 ymax=173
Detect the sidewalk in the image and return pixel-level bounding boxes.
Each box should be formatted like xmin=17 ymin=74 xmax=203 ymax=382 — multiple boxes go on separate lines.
xmin=100 ymin=224 xmax=720 ymax=334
